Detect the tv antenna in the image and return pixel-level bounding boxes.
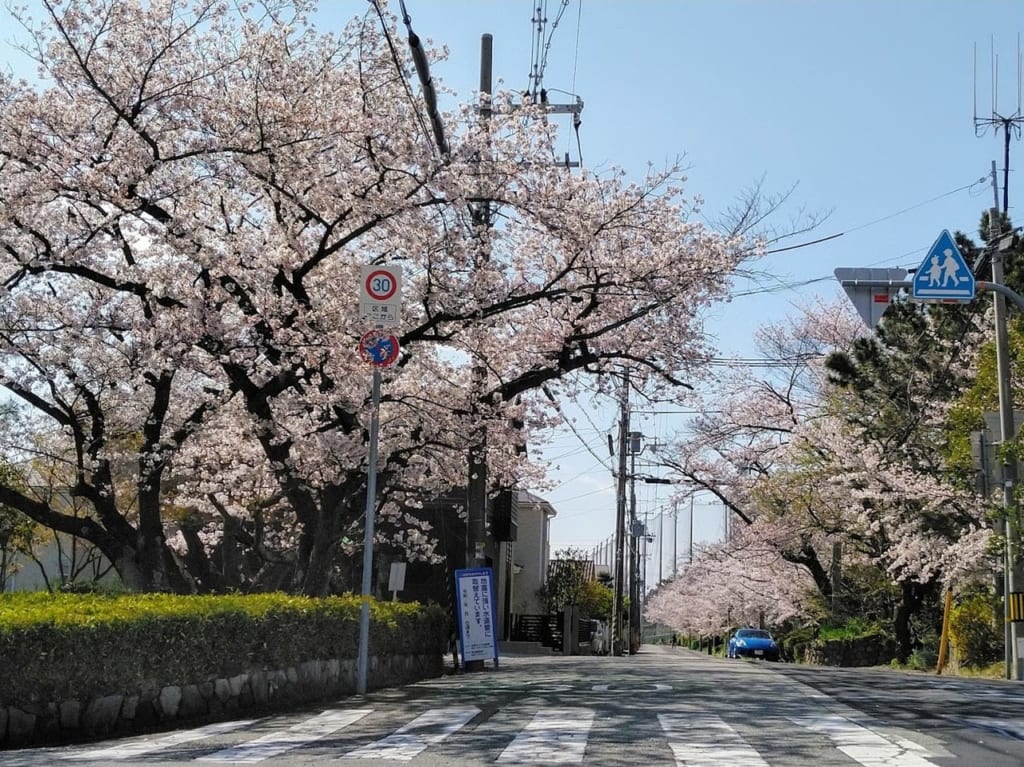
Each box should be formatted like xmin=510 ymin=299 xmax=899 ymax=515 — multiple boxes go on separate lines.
xmin=975 ymin=34 xmax=1024 ymax=215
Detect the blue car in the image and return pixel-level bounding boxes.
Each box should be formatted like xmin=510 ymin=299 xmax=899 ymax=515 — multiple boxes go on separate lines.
xmin=727 ymin=628 xmax=781 ymax=661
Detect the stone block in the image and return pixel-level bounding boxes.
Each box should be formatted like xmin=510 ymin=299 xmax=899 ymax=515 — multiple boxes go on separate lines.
xmin=138 ymin=679 xmax=159 ymax=703
xmin=267 ymin=669 xmax=287 ymax=700
xmin=158 ymin=686 xmax=182 ymax=719
xmin=214 ymin=678 xmax=232 ymax=703
xmin=198 ymin=681 xmax=215 ymax=700
xmin=83 ymin=694 xmax=123 ymax=735
xmin=132 ymin=696 xmax=159 ymax=729
xmin=121 ymin=695 xmax=138 ymax=722
xmin=249 ymin=671 xmax=268 ymax=706
xmin=339 ymin=659 xmax=356 ymax=683
xmin=228 ymin=674 xmax=247 ymax=698
xmin=179 ymin=685 xmax=206 ymax=719
xmin=326 ymin=659 xmax=340 ymax=687
xmin=206 ymin=695 xmax=224 ymax=717
xmin=59 ymin=700 xmax=82 ymax=730
xmin=40 ymin=703 xmax=61 ymax=739
xmin=7 ymin=706 xmax=37 ymax=744
xmin=0 ymin=705 xmax=7 ymax=741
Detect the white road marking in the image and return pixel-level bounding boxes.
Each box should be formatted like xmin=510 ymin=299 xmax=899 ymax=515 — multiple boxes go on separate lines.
xmin=658 ymin=713 xmax=769 ymax=766
xmin=790 ymin=713 xmax=940 ymax=766
xmin=497 ymin=708 xmax=595 ymax=764
xmin=341 ymin=707 xmax=479 ymax=761
xmin=61 ymin=719 xmax=257 ymax=761
xmin=198 ymin=709 xmax=372 ymax=764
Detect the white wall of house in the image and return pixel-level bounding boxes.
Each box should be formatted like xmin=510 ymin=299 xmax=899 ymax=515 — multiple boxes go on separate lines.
xmin=3 ymin=533 xmax=117 ymax=592
xmin=510 ymin=490 xmax=555 ymax=616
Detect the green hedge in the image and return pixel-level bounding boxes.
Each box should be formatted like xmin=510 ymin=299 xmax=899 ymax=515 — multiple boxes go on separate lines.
xmin=0 ymin=593 xmax=448 ymax=706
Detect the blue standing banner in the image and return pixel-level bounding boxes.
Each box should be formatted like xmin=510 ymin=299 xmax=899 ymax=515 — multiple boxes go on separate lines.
xmin=454 ymin=567 xmax=500 ymax=669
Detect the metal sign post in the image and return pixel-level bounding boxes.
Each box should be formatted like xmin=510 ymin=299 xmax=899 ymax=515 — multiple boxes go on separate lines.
xmin=355 ymin=267 xmax=402 ymax=696
xmin=356 ymin=367 xmax=381 ymax=696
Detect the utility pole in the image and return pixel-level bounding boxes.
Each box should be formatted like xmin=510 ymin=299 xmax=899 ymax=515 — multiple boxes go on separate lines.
xmin=689 ymin=495 xmax=694 ymax=565
xmin=628 ymin=429 xmax=642 ymax=654
xmin=658 ymin=510 xmax=664 ymax=585
xmin=612 ymin=371 xmax=629 ymax=656
xmin=464 ymin=34 xmax=493 ymax=577
xmin=989 ymin=161 xmax=1023 ymax=680
xmin=671 ymin=500 xmax=678 ymax=579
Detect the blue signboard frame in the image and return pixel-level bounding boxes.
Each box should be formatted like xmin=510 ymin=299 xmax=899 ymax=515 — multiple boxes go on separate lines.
xmin=454 ymin=567 xmax=500 ymax=669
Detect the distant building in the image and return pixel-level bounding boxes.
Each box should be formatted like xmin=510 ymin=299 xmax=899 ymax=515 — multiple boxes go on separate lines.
xmin=382 ymin=489 xmax=557 ymax=640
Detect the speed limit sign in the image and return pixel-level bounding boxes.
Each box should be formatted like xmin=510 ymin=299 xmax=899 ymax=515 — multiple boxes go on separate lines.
xmin=359 ymin=265 xmax=402 ymax=326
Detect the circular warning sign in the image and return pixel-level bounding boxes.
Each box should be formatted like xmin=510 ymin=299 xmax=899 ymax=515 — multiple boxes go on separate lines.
xmin=364 ymin=269 xmax=398 ymax=301
xmin=357 ymin=330 xmax=400 ymax=367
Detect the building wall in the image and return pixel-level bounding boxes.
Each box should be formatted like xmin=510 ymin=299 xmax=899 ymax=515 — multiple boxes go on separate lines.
xmin=3 ymin=533 xmax=117 ymax=593
xmin=510 ymin=490 xmax=554 ymax=616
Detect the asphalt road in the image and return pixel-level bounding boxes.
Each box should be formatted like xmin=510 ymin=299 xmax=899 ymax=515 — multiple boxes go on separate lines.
xmin=5 ymin=646 xmax=1024 ymax=765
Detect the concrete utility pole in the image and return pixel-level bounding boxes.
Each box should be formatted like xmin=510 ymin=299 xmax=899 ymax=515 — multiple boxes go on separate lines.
xmin=988 ymin=160 xmax=1023 ymax=681
xmin=689 ymin=495 xmax=694 ymax=565
xmin=612 ymin=372 xmax=629 ymax=656
xmin=464 ymin=34 xmax=494 ymax=575
xmin=658 ymin=510 xmax=664 ymax=585
xmin=628 ymin=430 xmax=642 ymax=654
xmin=671 ymin=500 xmax=678 ymax=580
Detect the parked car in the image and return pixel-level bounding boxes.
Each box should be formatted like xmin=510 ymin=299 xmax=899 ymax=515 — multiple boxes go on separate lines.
xmin=727 ymin=628 xmax=781 ymax=661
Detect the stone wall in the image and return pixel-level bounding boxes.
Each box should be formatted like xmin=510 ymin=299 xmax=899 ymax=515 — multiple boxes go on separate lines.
xmin=1 ymin=652 xmax=442 ymax=748
xmin=804 ymin=634 xmax=896 ymax=667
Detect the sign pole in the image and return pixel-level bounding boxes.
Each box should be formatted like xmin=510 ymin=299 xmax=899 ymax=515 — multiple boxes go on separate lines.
xmin=356 ymin=367 xmax=381 ymax=695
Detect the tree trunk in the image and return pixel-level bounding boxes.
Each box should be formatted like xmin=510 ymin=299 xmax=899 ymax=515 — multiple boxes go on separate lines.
xmin=893 ymin=579 xmax=930 ymax=663
xmin=782 ymin=540 xmax=832 ymax=602
xmin=301 ymin=509 xmax=340 ymax=597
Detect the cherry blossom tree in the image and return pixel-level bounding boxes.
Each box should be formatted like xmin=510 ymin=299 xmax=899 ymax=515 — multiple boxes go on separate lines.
xmin=646 ymin=297 xmax=993 ymax=660
xmin=0 ymin=0 xmax=752 ymax=593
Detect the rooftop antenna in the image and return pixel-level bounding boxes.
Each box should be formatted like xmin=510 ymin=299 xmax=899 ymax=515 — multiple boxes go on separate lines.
xmin=975 ymin=34 xmax=1024 ymax=216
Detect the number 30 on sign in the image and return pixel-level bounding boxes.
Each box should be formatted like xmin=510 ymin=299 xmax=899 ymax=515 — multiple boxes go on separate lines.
xmin=359 ymin=265 xmax=402 ymax=325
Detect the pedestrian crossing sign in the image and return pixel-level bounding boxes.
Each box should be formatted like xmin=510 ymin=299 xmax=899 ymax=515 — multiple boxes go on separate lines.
xmin=911 ymin=229 xmax=975 ymax=302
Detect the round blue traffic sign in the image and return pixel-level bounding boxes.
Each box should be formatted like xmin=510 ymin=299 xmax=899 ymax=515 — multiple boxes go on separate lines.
xmin=358 ymin=330 xmax=400 ymax=367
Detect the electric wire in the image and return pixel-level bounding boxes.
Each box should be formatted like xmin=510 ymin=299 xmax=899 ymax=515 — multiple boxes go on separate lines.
xmin=763 ymin=178 xmax=987 ymax=255
xmin=368 ymin=1 xmax=436 ymax=159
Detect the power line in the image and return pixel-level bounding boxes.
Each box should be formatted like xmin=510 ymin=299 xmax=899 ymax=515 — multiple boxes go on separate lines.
xmin=762 ymin=179 xmax=987 ymax=255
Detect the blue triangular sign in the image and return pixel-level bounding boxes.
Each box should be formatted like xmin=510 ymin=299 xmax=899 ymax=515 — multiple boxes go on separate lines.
xmin=912 ymin=230 xmax=975 ymax=302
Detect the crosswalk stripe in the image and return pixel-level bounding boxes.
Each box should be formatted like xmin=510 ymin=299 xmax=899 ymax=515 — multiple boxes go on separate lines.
xmin=658 ymin=713 xmax=769 ymax=767
xmin=341 ymin=707 xmax=480 ymax=761
xmin=790 ymin=714 xmax=940 ymax=767
xmin=496 ymin=708 xmax=595 ymax=764
xmin=197 ymin=709 xmax=373 ymax=764
xmin=60 ymin=719 xmax=258 ymax=761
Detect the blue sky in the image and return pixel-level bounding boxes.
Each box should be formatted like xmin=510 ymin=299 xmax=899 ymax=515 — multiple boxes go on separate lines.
xmin=4 ymin=1 xmax=1024 ymax=579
